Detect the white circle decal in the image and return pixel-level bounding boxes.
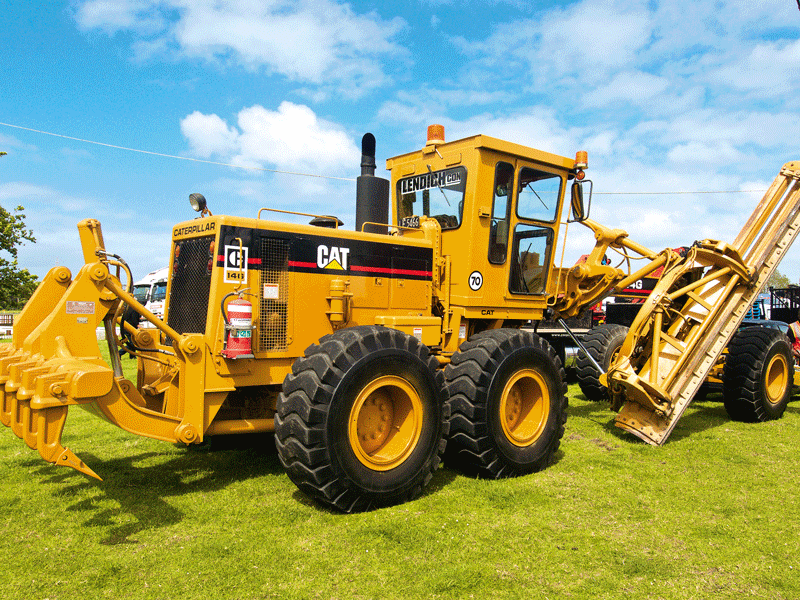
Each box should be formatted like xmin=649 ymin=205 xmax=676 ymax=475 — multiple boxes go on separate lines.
xmin=469 ymin=271 xmax=483 ymax=291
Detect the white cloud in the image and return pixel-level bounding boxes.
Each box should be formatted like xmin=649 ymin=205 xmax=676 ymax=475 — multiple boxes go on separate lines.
xmin=454 ymin=0 xmax=652 ymax=86
xmin=73 ymin=0 xmax=166 ymax=33
xmin=0 ymin=181 xmax=174 ymax=278
xmin=0 ymin=133 xmax=37 ymax=153
xmin=582 ymin=71 xmax=670 ymax=108
xmin=456 ymin=110 xmax=579 ymax=156
xmin=709 ymin=39 xmax=800 ymax=96
xmin=180 ymin=101 xmax=360 ymax=175
xmin=74 ymin=0 xmax=407 ymax=98
xmin=666 ymin=141 xmax=744 ymax=166
xmin=180 ymin=112 xmax=240 ymax=159
xmin=0 ymin=182 xmax=52 ymax=201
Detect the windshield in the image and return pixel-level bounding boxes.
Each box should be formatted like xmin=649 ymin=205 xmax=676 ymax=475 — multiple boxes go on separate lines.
xmin=152 ymin=282 xmax=167 ymax=302
xmin=516 ymin=167 xmax=563 ymax=222
xmin=133 ymin=284 xmax=150 ymax=303
xmin=397 ymin=166 xmax=467 ymax=230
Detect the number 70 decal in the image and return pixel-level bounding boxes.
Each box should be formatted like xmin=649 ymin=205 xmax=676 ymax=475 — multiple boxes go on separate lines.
xmin=469 ymin=271 xmax=483 ymax=291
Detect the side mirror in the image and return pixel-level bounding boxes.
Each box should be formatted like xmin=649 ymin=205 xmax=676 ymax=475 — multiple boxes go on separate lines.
xmin=569 ymin=180 xmax=591 ymax=222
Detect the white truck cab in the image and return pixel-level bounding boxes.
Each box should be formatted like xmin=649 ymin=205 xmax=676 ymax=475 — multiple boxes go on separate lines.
xmin=132 ymin=267 xmax=168 ymax=324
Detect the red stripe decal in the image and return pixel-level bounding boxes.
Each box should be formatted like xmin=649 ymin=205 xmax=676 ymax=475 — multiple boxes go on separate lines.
xmin=216 ymin=254 xmax=261 ymax=265
xmin=350 ymin=265 xmax=432 ymax=277
xmin=288 ymin=261 xmax=431 ymax=278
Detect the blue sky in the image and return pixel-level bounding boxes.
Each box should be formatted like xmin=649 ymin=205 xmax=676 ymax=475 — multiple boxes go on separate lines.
xmin=1 ymin=0 xmax=800 ymax=283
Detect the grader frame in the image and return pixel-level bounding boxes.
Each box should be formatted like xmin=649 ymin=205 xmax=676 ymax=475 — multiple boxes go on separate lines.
xmin=0 ymin=124 xmax=797 ymax=511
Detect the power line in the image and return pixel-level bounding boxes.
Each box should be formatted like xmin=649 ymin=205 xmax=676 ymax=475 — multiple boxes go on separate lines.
xmin=595 ymin=189 xmax=765 ymax=195
xmin=0 ymin=121 xmax=356 ymax=182
xmin=0 ymin=121 xmax=770 ymax=195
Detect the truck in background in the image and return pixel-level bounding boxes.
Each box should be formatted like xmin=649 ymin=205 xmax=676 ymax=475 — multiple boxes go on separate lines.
xmin=132 ymin=267 xmax=168 ymax=324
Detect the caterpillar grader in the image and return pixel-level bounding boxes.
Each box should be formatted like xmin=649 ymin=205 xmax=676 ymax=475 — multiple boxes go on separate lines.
xmin=1 ymin=124 xmax=798 ymax=512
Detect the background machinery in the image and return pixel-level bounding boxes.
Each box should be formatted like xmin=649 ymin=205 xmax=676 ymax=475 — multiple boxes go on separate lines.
xmin=1 ymin=125 xmax=798 ymax=511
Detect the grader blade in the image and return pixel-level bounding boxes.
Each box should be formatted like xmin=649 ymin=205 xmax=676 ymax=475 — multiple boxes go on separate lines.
xmin=607 ymin=162 xmax=800 ymax=444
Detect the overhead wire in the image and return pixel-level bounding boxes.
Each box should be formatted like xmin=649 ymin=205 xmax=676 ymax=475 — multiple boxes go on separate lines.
xmin=0 ymin=121 xmax=356 ymax=182
xmin=0 ymin=121 xmax=769 ymax=194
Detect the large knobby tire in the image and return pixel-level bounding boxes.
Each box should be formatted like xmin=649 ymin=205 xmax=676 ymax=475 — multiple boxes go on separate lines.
xmin=575 ymin=324 xmax=629 ymax=401
xmin=723 ymin=327 xmax=793 ymax=423
xmin=444 ymin=329 xmax=567 ymax=478
xmin=274 ymin=326 xmax=448 ymax=512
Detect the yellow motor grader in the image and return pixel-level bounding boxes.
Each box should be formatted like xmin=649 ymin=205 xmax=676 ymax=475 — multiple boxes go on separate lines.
xmin=1 ymin=125 xmax=798 ymax=511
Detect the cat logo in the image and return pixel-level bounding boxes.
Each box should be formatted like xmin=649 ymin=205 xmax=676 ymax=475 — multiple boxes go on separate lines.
xmin=224 ymin=245 xmax=249 ymax=283
xmin=317 ymin=245 xmax=350 ymax=270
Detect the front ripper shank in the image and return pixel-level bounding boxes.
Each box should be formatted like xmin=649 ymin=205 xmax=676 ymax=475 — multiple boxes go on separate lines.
xmin=0 ymin=219 xmax=197 ymax=479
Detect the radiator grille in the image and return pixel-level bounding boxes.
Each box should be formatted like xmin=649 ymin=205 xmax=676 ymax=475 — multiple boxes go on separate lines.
xmin=167 ymin=235 xmax=214 ymax=334
xmin=259 ymin=237 xmax=289 ymax=351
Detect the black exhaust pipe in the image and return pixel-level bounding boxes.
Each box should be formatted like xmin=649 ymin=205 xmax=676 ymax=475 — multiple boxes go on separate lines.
xmin=355 ymin=133 xmax=390 ymax=234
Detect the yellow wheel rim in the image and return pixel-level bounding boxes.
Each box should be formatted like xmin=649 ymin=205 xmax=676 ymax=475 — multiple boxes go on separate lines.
xmin=348 ymin=375 xmax=423 ymax=471
xmin=765 ymin=354 xmax=789 ymax=405
xmin=499 ymin=369 xmax=550 ymax=447
xmin=609 ymin=346 xmax=622 ymax=369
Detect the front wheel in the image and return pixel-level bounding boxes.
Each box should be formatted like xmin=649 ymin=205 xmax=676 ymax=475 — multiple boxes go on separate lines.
xmin=723 ymin=327 xmax=793 ymax=422
xmin=444 ymin=329 xmax=567 ymax=478
xmin=275 ymin=326 xmax=448 ymax=512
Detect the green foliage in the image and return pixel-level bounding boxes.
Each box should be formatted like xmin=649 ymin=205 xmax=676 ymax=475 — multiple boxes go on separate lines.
xmin=1 ymin=377 xmax=800 ymax=600
xmin=0 ymin=205 xmax=38 ymax=309
xmin=766 ymin=268 xmax=791 ymax=289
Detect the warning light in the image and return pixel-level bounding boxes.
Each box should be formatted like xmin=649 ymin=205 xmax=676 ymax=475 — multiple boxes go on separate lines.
xmin=574 ymin=151 xmax=588 ymax=170
xmin=427 ymin=124 xmax=445 ymax=145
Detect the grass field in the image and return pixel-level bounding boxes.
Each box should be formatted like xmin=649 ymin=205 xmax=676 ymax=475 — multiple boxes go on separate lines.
xmin=1 ymin=361 xmax=799 ymax=600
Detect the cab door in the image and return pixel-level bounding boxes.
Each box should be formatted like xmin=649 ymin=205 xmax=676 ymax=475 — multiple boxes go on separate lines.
xmin=508 ymin=165 xmax=563 ymax=296
xmin=487 ymin=161 xmax=564 ymax=297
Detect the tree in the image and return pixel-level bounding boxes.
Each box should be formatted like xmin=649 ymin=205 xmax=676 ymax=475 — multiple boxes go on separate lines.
xmin=765 ymin=269 xmax=790 ymax=290
xmin=0 ymin=205 xmax=38 ymax=309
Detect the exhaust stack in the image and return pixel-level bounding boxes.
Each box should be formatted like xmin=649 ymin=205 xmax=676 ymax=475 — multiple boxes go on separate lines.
xmin=355 ymin=133 xmax=389 ymax=234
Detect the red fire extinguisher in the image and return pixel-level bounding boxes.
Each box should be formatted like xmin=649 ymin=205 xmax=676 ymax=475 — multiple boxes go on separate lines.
xmin=222 ymin=292 xmax=255 ymax=359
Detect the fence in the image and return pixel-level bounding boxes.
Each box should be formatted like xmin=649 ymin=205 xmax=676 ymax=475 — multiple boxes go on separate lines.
xmin=0 ymin=313 xmax=13 ymax=336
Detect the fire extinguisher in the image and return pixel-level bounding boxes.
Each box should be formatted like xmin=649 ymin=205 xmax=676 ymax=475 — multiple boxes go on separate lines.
xmin=222 ymin=291 xmax=255 ymax=359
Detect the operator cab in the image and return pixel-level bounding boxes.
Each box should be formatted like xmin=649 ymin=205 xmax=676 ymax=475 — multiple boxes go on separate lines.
xmin=388 ymin=125 xmax=589 ymax=322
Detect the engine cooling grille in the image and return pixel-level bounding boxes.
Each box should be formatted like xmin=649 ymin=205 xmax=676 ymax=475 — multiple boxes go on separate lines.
xmin=167 ymin=235 xmax=214 ymax=334
xmin=258 ymin=237 xmax=289 ymax=351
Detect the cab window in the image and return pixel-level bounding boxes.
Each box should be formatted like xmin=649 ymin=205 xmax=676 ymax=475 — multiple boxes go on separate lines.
xmin=509 ymin=224 xmax=552 ymax=295
xmin=133 ymin=284 xmax=150 ymax=304
xmin=517 ymin=167 xmax=562 ymax=223
xmin=489 ymin=162 xmax=514 ymax=264
xmin=152 ymin=282 xmax=167 ymax=302
xmin=397 ymin=166 xmax=467 ymax=230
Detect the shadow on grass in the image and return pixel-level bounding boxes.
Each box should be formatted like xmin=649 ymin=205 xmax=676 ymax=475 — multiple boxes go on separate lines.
xmin=288 ymin=456 xmax=462 ymax=515
xmin=567 ymin=394 xmax=734 ymax=444
xmin=28 ymin=433 xmax=284 ymax=545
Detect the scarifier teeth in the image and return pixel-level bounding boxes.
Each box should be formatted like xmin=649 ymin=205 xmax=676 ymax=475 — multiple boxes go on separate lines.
xmin=0 ymin=351 xmax=102 ymax=481
xmin=54 ymin=447 xmax=102 ymax=481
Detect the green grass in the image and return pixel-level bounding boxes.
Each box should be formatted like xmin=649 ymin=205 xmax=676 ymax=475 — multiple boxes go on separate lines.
xmin=2 ymin=370 xmax=800 ymax=599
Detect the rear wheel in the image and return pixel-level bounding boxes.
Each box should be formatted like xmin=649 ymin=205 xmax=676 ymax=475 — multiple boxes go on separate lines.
xmin=444 ymin=329 xmax=567 ymax=478
xmin=723 ymin=327 xmax=793 ymax=422
xmin=275 ymin=326 xmax=448 ymax=512
xmin=576 ymin=324 xmax=628 ymax=401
